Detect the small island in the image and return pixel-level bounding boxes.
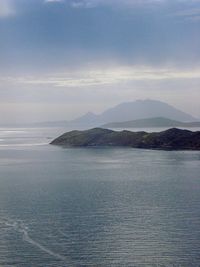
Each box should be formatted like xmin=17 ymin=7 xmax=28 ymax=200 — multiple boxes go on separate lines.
xmin=50 ymin=128 xmax=200 ymax=150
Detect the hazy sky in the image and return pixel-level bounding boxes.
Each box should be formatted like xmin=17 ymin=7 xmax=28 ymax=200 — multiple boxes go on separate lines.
xmin=0 ymin=0 xmax=200 ymax=123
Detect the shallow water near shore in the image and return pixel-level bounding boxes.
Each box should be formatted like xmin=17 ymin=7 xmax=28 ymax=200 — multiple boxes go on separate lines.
xmin=0 ymin=127 xmax=200 ymax=266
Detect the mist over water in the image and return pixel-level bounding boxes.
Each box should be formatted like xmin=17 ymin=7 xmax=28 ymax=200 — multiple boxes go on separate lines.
xmin=0 ymin=127 xmax=200 ymax=266
xmin=0 ymin=127 xmax=71 ymax=147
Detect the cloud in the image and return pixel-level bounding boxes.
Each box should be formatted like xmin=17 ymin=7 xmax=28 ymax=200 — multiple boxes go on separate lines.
xmin=0 ymin=0 xmax=15 ymax=18
xmin=2 ymin=66 xmax=200 ymax=88
xmin=44 ymin=0 xmax=168 ymax=9
xmin=45 ymin=0 xmax=64 ymax=2
xmin=69 ymin=0 xmax=166 ymax=8
xmin=70 ymin=1 xmax=97 ymax=8
xmin=172 ymin=7 xmax=200 ymax=21
xmin=0 ymin=0 xmax=200 ymax=72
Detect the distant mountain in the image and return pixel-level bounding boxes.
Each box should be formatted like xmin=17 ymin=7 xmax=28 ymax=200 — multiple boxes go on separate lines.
xmin=71 ymin=112 xmax=98 ymax=124
xmin=50 ymin=127 xmax=200 ymax=150
xmin=14 ymin=99 xmax=196 ymax=128
xmin=102 ymin=117 xmax=200 ymax=129
xmin=71 ymin=99 xmax=196 ymax=125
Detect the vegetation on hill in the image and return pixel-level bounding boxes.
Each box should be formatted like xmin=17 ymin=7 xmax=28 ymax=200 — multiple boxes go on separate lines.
xmin=50 ymin=128 xmax=200 ymax=150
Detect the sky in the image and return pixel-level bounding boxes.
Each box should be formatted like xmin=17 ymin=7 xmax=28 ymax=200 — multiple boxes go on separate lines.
xmin=0 ymin=0 xmax=200 ymax=123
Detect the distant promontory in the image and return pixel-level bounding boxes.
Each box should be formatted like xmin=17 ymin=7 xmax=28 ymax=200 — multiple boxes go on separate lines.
xmin=50 ymin=128 xmax=200 ymax=150
xmin=102 ymin=117 xmax=200 ymax=129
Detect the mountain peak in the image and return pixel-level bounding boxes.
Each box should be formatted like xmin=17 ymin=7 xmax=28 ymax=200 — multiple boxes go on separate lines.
xmin=71 ymin=111 xmax=97 ymax=124
xmin=71 ymin=99 xmax=196 ymax=125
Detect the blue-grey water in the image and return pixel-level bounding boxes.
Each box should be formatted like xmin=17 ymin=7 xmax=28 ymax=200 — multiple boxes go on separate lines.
xmin=0 ymin=127 xmax=200 ymax=266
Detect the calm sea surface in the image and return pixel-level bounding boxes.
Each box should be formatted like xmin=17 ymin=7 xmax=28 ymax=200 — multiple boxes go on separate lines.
xmin=0 ymin=127 xmax=200 ymax=266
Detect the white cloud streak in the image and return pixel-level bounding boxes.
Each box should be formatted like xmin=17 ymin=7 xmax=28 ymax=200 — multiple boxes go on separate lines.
xmin=2 ymin=66 xmax=200 ymax=88
xmin=69 ymin=0 xmax=166 ymax=8
xmin=172 ymin=7 xmax=200 ymax=21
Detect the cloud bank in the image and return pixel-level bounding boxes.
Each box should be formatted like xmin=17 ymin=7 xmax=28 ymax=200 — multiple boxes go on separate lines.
xmin=0 ymin=0 xmax=199 ymax=123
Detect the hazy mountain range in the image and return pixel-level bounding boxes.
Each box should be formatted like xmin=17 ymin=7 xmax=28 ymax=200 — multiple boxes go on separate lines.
xmin=17 ymin=99 xmax=198 ymax=128
xmin=72 ymin=99 xmax=196 ymax=125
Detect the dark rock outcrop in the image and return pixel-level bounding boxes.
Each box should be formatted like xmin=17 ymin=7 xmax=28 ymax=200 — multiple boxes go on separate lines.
xmin=50 ymin=128 xmax=200 ymax=150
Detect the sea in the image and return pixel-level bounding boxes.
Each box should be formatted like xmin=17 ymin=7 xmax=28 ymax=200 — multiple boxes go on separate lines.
xmin=0 ymin=126 xmax=200 ymax=267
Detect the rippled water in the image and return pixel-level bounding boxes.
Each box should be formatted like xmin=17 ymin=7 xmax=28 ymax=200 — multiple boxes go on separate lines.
xmin=0 ymin=128 xmax=200 ymax=266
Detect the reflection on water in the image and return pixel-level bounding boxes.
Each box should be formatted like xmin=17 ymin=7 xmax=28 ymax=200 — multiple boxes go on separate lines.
xmin=0 ymin=127 xmax=199 ymax=266
xmin=0 ymin=127 xmax=71 ymax=147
